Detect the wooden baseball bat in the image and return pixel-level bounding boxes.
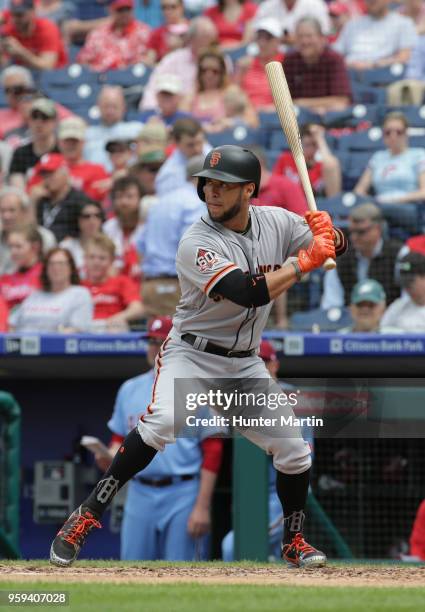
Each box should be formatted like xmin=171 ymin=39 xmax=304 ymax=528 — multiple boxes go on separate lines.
xmin=265 ymin=61 xmax=336 ymax=271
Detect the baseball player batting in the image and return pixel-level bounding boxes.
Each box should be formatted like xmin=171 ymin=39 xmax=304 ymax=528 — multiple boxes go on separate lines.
xmin=50 ymin=145 xmax=347 ymax=568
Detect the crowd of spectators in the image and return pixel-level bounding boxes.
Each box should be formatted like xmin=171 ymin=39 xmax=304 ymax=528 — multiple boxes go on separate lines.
xmin=0 ymin=0 xmax=425 ymax=334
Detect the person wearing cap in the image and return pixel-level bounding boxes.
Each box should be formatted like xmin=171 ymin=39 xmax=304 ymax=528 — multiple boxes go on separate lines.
xmin=146 ymin=0 xmax=189 ymax=64
xmin=0 ymin=0 xmax=67 ymax=69
xmin=57 ymin=117 xmax=110 ymax=203
xmin=105 ymin=138 xmax=135 ymax=180
xmin=203 ymin=0 xmax=258 ymax=48
xmin=31 ymin=153 xmax=95 ymax=242
xmin=90 ymin=314 xmax=224 ymax=560
xmin=8 ymin=98 xmax=59 ymax=190
xmin=333 ymin=0 xmax=417 ymax=70
xmin=0 ymin=66 xmax=73 ymax=145
xmin=135 ymin=122 xmax=168 ymax=159
xmin=338 ymin=278 xmax=387 ymax=333
xmin=77 ymin=0 xmax=151 ymax=72
xmin=327 ymin=1 xmax=351 ymax=44
xmin=155 ymin=118 xmax=210 ymax=197
xmin=255 ymin=0 xmax=330 ymax=45
xmin=139 ymin=74 xmax=193 ymax=127
xmin=82 ymin=234 xmax=144 ymax=332
xmin=322 ymin=203 xmax=402 ymax=310
xmin=129 ymin=149 xmax=166 ymax=198
xmin=137 ymin=155 xmax=206 ymax=317
xmin=379 ymin=251 xmax=425 ymax=332
xmin=84 ymin=86 xmax=143 ymax=172
xmin=140 ymin=16 xmax=218 ymax=110
xmin=235 ymin=18 xmax=284 ymax=112
xmin=283 ymin=17 xmax=351 ymax=115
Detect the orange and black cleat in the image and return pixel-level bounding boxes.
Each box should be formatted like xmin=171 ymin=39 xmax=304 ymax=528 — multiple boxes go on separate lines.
xmin=282 ymin=533 xmax=327 ymax=568
xmin=50 ymin=505 xmax=101 ymax=567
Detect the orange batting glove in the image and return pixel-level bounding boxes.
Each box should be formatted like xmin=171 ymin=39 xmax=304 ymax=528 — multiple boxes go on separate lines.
xmin=297 ymin=234 xmax=336 ymax=275
xmin=305 ymin=211 xmax=333 ymax=237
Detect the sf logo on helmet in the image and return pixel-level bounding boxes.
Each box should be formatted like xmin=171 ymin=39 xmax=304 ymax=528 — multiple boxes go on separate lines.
xmin=210 ymin=151 xmax=221 ymax=167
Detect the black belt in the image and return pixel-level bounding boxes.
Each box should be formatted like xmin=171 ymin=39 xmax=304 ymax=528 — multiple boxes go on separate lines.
xmin=144 ymin=275 xmax=178 ymax=281
xmin=134 ymin=474 xmax=196 ymax=488
xmin=182 ymin=333 xmax=255 ymax=358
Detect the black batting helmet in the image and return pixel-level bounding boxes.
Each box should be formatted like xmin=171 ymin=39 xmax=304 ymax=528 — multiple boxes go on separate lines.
xmin=193 ymin=145 xmax=261 ymax=202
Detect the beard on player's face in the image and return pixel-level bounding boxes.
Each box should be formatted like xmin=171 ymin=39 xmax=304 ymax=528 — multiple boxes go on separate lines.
xmin=207 ymin=190 xmax=244 ymax=223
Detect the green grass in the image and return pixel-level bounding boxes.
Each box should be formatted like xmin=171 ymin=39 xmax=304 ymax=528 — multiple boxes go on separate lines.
xmin=0 ymin=582 xmax=424 ymax=612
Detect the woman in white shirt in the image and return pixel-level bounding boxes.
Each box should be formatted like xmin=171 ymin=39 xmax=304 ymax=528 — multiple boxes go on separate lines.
xmin=11 ymin=247 xmax=93 ymax=333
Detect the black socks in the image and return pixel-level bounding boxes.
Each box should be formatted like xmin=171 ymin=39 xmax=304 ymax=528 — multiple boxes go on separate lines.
xmin=83 ymin=427 xmax=157 ymax=517
xmin=276 ymin=468 xmax=311 ymax=543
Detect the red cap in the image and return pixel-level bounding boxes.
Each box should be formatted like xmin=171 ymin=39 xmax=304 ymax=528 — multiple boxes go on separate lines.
xmin=34 ymin=153 xmax=67 ymax=174
xmin=259 ymin=340 xmax=277 ymax=362
xmin=110 ymin=0 xmax=134 ymax=9
xmin=328 ymin=1 xmax=349 ymax=16
xmin=406 ymin=235 xmax=425 ymax=257
xmin=148 ymin=316 xmax=173 ymax=340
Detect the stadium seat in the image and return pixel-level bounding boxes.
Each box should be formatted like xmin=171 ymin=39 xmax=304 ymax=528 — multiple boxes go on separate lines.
xmin=342 ymin=151 xmax=373 ymax=190
xmin=316 ymin=192 xmax=373 ymax=224
xmin=360 ymin=64 xmax=406 ymax=87
xmin=323 ymin=104 xmax=380 ymax=129
xmin=224 ymin=44 xmax=249 ymax=64
xmin=39 ymin=65 xmax=98 ymax=89
xmin=338 ymin=128 xmax=385 ymax=152
xmin=268 ymin=130 xmax=290 ymax=152
xmin=290 ymin=306 xmax=352 ymax=332
xmin=379 ymin=105 xmax=425 ymax=128
xmin=41 ymin=82 xmax=101 ymax=111
xmin=351 ymin=82 xmax=387 ymax=105
xmin=207 ymin=126 xmax=262 ymax=148
xmin=100 ymin=64 xmax=152 ymax=87
xmin=0 ymin=89 xmax=6 ymax=108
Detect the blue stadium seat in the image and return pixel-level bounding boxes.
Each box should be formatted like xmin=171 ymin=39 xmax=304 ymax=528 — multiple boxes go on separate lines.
xmin=207 ymin=126 xmax=262 ymax=148
xmin=39 ymin=65 xmax=98 ymax=89
xmin=41 ymin=82 xmax=101 ymax=111
xmin=360 ymin=64 xmax=406 ymax=87
xmin=268 ymin=130 xmax=290 ymax=152
xmin=0 ymin=88 xmax=6 ymax=108
xmin=316 ymin=192 xmax=374 ymax=225
xmin=351 ymin=82 xmax=387 ymax=105
xmin=379 ymin=105 xmax=425 ymax=128
xmin=224 ymin=45 xmax=249 ymax=64
xmin=343 ymin=151 xmax=373 ymax=190
xmin=101 ymin=64 xmax=152 ymax=87
xmin=73 ymin=0 xmax=108 ymax=20
xmin=290 ymin=307 xmax=352 ymax=332
xmin=337 ymin=128 xmax=385 ymax=152
xmin=323 ymin=104 xmax=380 ymax=129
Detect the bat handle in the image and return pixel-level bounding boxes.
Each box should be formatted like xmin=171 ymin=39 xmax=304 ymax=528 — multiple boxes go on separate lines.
xmin=324 ymin=257 xmax=336 ymax=271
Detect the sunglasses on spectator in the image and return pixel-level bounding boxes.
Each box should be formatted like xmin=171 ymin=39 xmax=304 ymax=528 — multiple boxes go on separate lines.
xmin=142 ymin=165 xmax=161 ymax=173
xmin=200 ymin=66 xmax=222 ymax=75
xmin=30 ymin=111 xmax=51 ymax=121
xmin=161 ymin=3 xmax=179 ymax=8
xmin=80 ymin=212 xmax=102 ymax=219
xmin=108 ymin=144 xmax=129 ymax=153
xmin=383 ymin=128 xmax=405 ymax=136
xmin=148 ymin=338 xmax=164 ymax=346
xmin=115 ymin=6 xmax=131 ymax=11
xmin=5 ymin=85 xmax=34 ymax=96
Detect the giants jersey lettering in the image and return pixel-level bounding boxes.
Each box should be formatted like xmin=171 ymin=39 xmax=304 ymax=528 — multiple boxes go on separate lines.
xmin=173 ymin=205 xmax=312 ymax=351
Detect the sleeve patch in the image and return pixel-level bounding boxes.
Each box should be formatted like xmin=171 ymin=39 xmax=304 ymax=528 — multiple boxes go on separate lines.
xmin=196 ymin=248 xmax=219 ymax=273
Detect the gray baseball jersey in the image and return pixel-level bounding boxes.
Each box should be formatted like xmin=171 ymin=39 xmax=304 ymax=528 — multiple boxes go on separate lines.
xmin=173 ymin=205 xmax=312 ymax=350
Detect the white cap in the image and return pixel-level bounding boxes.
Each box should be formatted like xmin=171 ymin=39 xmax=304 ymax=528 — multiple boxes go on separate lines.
xmin=254 ymin=17 xmax=283 ymax=39
xmin=155 ymin=74 xmax=183 ymax=95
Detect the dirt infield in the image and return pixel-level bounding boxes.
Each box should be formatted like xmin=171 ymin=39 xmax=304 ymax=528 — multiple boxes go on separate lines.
xmin=1 ymin=563 xmax=424 ymax=588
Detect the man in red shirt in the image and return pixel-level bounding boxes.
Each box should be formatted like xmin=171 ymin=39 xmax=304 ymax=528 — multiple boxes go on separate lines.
xmin=0 ymin=0 xmax=68 ymax=70
xmin=27 ymin=118 xmax=110 ymax=202
xmin=283 ymin=16 xmax=351 ymax=114
xmin=82 ymin=234 xmax=144 ymax=332
xmin=77 ymin=0 xmax=151 ymax=72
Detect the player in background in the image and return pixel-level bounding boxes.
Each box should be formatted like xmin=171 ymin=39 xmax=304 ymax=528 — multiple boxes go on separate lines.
xmin=91 ymin=315 xmax=224 ymax=560
xmin=50 ymin=145 xmax=346 ymax=569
